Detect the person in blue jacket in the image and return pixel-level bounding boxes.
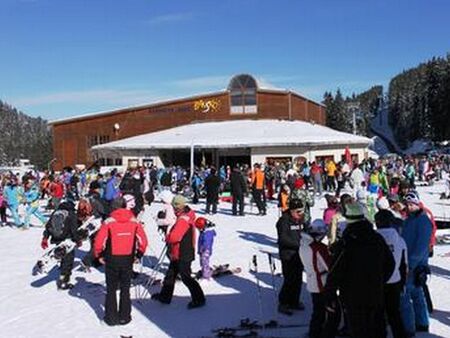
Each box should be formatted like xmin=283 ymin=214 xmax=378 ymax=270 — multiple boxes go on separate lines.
xmin=195 ymin=217 xmax=216 ymax=280
xmin=4 ymin=178 xmax=22 ymax=226
xmin=104 ymin=172 xmax=120 ymax=205
xmin=400 ymin=191 xmax=432 ymax=336
xmin=24 ymin=180 xmax=47 ymax=229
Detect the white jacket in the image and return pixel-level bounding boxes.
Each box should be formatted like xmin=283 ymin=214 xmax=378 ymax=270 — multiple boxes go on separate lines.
xmin=351 ymin=168 xmax=364 ymax=187
xmin=377 ymin=228 xmax=408 ymax=284
xmin=299 ymin=233 xmax=330 ymax=293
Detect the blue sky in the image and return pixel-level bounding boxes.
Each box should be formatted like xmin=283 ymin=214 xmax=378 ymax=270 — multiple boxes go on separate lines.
xmin=1 ymin=0 xmax=449 ymax=120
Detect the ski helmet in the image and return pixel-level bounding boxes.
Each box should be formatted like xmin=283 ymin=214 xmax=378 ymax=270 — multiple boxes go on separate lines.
xmin=195 ymin=217 xmax=207 ymax=230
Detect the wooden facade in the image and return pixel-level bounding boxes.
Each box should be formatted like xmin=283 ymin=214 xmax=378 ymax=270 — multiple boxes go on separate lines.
xmin=50 ymin=88 xmax=326 ymax=170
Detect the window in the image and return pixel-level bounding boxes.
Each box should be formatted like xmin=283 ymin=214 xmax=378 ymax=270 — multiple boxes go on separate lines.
xmin=87 ymin=134 xmax=111 ymax=148
xmin=228 ymin=74 xmax=258 ymax=114
xmin=115 ymin=158 xmax=123 ymax=166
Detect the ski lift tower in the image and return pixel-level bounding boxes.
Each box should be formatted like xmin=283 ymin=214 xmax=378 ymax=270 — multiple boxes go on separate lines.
xmin=347 ymin=102 xmax=360 ymax=135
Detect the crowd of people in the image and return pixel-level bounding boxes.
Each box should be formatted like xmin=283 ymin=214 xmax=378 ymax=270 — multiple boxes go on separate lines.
xmin=0 ymin=151 xmax=449 ymax=337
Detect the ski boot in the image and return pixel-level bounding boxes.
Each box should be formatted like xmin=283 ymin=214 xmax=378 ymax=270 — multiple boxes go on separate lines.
xmin=57 ymin=275 xmax=74 ymax=290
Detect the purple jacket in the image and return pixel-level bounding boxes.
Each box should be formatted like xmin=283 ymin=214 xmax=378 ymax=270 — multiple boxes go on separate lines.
xmin=197 ymin=228 xmax=216 ymax=255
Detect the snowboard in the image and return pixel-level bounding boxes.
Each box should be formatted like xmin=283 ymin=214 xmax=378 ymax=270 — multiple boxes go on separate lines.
xmin=33 ymin=216 xmax=101 ymax=275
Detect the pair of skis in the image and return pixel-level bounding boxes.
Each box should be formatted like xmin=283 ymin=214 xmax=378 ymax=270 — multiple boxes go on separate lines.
xmin=33 ymin=216 xmax=101 ymax=275
xmin=212 ymin=318 xmax=307 ymax=337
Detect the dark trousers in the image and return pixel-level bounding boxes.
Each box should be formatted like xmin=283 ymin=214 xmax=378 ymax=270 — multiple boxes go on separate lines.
xmin=60 ymin=248 xmax=75 ymax=278
xmin=105 ymin=264 xmax=133 ymax=323
xmin=192 ymin=187 xmax=200 ymax=204
xmin=310 ymin=293 xmax=340 ymax=338
xmin=0 ymin=205 xmax=6 ymax=223
xmin=159 ymin=260 xmax=205 ymax=304
xmin=206 ymin=198 xmax=218 ymax=214
xmin=279 ymin=253 xmax=303 ymax=307
xmin=346 ymin=305 xmax=386 ymax=338
xmin=232 ymin=193 xmax=245 ymax=215
xmin=385 ymin=282 xmax=407 ymax=338
xmin=326 ymin=176 xmax=336 ymax=191
xmin=252 ymin=188 xmax=266 ymax=214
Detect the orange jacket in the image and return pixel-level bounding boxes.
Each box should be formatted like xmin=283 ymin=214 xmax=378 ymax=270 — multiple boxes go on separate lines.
xmin=251 ymin=169 xmax=265 ymax=190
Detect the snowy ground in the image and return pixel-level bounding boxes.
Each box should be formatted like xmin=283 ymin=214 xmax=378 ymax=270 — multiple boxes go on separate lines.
xmin=1 ymin=183 xmax=450 ymax=338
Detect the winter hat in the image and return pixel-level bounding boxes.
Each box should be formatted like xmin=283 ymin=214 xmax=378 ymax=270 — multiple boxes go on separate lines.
xmin=172 ymin=195 xmax=187 ymax=210
xmin=289 ymin=198 xmax=304 ymax=211
xmin=123 ymin=194 xmax=136 ymax=210
xmin=375 ymin=209 xmax=394 ymax=229
xmin=294 ymin=178 xmax=304 ymax=189
xmin=195 ymin=217 xmax=207 ymax=230
xmin=404 ymin=191 xmax=420 ymax=205
xmin=343 ymin=202 xmax=366 ymax=224
xmin=376 ymin=197 xmax=390 ymax=210
xmin=159 ymin=190 xmax=174 ymax=204
xmin=308 ymin=219 xmax=327 ymax=238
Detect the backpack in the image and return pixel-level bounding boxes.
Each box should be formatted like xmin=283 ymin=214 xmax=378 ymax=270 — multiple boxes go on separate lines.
xmin=48 ymin=209 xmax=69 ymax=239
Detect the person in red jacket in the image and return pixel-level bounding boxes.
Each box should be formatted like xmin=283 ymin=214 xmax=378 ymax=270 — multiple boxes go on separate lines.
xmin=94 ymin=197 xmax=148 ymax=326
xmin=152 ymin=195 xmax=206 ymax=309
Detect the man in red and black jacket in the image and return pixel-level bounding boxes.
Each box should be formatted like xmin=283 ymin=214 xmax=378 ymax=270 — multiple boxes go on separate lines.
xmin=94 ymin=197 xmax=148 ymax=326
xmin=152 ymin=195 xmax=206 ymax=309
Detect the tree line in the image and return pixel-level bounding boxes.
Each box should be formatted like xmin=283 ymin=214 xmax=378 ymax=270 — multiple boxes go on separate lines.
xmin=324 ymin=54 xmax=450 ymax=149
xmin=0 ymin=100 xmax=52 ymax=170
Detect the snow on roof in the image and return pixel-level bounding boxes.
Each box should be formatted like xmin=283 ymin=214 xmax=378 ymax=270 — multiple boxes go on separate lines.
xmin=92 ymin=119 xmax=371 ymax=151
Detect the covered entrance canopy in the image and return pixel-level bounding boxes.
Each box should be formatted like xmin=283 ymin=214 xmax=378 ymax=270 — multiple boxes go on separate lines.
xmin=91 ymin=119 xmax=371 ymax=168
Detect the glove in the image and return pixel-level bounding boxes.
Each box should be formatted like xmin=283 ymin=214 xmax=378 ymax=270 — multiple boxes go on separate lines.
xmin=135 ymin=251 xmax=144 ymax=259
xmin=41 ymin=237 xmax=49 ymax=250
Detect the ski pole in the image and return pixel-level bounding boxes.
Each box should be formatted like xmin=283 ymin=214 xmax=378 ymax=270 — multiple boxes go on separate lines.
xmin=252 ymin=254 xmax=265 ymax=331
xmin=139 ymin=245 xmax=168 ymax=301
xmin=267 ymin=252 xmax=280 ymax=325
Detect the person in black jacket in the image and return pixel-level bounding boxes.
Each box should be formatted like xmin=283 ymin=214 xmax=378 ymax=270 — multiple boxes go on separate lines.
xmin=230 ymin=165 xmax=247 ymax=216
xmin=119 ymin=170 xmax=144 ymax=217
xmin=204 ymin=167 xmax=221 ymax=214
xmin=40 ymin=200 xmax=81 ymax=290
xmin=276 ymin=198 xmax=305 ymax=315
xmin=325 ymin=203 xmax=395 ymax=338
xmin=80 ymin=181 xmax=108 ymax=270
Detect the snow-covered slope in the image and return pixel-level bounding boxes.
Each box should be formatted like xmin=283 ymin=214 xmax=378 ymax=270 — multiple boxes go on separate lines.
xmin=1 ymin=185 xmax=450 ymax=338
xmin=371 ymin=105 xmax=402 ymax=154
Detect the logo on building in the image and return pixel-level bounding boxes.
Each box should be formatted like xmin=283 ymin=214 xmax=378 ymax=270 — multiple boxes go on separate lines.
xmin=194 ymin=99 xmax=221 ymax=113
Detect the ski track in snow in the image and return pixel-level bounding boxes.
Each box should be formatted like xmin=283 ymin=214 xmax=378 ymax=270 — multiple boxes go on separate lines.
xmin=1 ymin=183 xmax=450 ymax=337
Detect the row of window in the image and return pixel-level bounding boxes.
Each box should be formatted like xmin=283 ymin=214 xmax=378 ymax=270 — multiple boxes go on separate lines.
xmin=87 ymin=135 xmax=110 ymax=147
xmin=97 ymin=158 xmax=123 ymax=166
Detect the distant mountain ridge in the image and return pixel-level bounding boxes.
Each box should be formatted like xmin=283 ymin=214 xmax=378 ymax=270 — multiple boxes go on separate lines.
xmin=0 ymin=100 xmax=52 ymax=169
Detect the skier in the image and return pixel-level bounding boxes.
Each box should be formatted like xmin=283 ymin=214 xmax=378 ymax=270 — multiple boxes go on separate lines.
xmin=3 ymin=178 xmax=22 ymax=226
xmin=325 ymin=202 xmax=395 ymax=338
xmin=156 ymin=190 xmax=176 ymax=236
xmin=152 ymin=195 xmax=206 ymax=308
xmin=251 ymin=163 xmax=266 ymax=215
xmin=300 ymin=219 xmax=339 ymax=338
xmin=23 ymin=180 xmax=47 ymax=229
xmin=195 ymin=216 xmax=217 ymax=280
xmin=290 ymin=178 xmax=314 ymax=225
xmin=80 ymin=181 xmax=108 ymax=270
xmin=94 ymin=197 xmax=148 ymax=326
xmin=276 ymin=198 xmax=305 ymax=315
xmin=230 ymin=165 xmax=247 ymax=216
xmin=400 ymin=192 xmax=433 ymax=335
xmin=375 ymin=209 xmax=408 ymax=338
xmin=204 ymin=167 xmax=220 ymax=214
xmin=0 ymin=186 xmax=7 ymax=226
xmin=40 ymin=200 xmax=81 ymax=289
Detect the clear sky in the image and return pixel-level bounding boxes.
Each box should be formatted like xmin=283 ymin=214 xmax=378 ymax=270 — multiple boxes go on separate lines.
xmin=1 ymin=0 xmax=449 ymax=120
